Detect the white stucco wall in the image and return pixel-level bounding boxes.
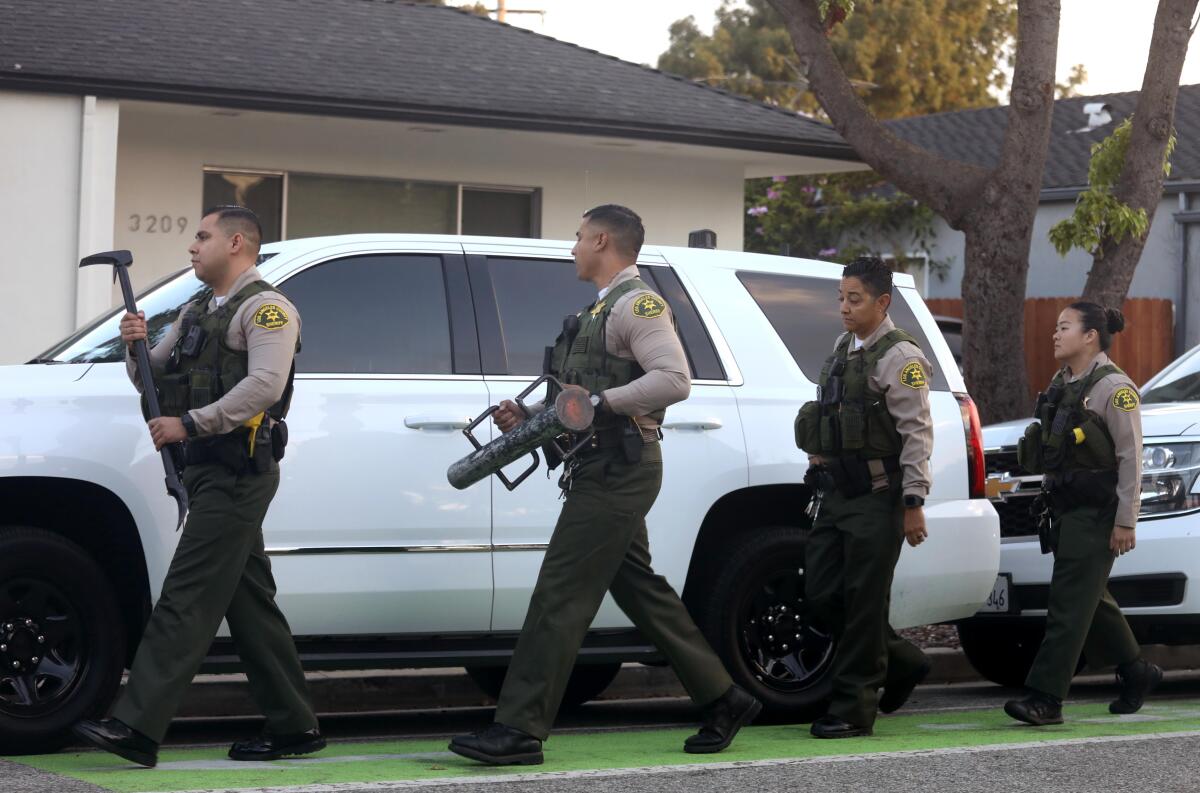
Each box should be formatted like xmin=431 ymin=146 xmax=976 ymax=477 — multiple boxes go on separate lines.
xmin=0 ymin=93 xmax=80 ymax=362
xmin=109 ymin=102 xmax=761 ymax=296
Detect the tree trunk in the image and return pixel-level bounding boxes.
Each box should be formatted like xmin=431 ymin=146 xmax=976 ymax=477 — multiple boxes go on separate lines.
xmin=771 ymin=0 xmax=1060 ymax=422
xmin=1082 ymin=0 xmax=1198 ymax=308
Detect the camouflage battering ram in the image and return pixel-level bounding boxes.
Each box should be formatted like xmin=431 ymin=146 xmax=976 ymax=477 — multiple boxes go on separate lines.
xmin=447 ymin=378 xmax=596 ymax=491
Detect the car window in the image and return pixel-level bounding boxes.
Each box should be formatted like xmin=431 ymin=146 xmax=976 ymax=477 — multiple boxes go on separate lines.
xmin=43 ymin=268 xmax=207 ymax=364
xmin=280 ymin=254 xmax=452 ymax=374
xmin=484 ymin=258 xmax=724 ymax=379
xmin=487 ymin=257 xmax=596 ymax=376
xmin=737 ymin=270 xmax=949 ymax=390
xmin=1142 ymin=346 xmax=1200 ymax=403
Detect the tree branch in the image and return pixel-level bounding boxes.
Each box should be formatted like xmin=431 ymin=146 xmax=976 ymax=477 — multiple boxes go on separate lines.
xmin=1083 ymin=0 xmax=1198 ymax=306
xmin=768 ymin=0 xmax=989 ymax=227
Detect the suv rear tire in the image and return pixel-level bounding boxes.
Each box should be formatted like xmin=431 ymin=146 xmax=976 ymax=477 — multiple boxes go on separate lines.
xmin=697 ymin=526 xmax=834 ymax=721
xmin=465 ymin=662 xmax=622 ymax=710
xmin=0 ymin=527 xmax=125 ymax=754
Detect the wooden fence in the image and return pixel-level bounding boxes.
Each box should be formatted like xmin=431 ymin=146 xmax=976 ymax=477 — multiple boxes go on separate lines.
xmin=925 ymin=297 xmax=1175 ymax=397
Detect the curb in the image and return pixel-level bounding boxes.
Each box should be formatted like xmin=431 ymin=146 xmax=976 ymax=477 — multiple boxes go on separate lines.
xmin=166 ymin=645 xmax=1200 ymax=719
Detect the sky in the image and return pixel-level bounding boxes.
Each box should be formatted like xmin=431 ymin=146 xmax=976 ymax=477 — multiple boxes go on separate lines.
xmin=492 ymin=0 xmax=1200 ymax=99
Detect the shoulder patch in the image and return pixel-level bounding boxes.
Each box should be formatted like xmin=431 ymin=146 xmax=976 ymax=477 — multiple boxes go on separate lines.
xmin=900 ymin=360 xmax=928 ymax=389
xmin=253 ymin=303 xmax=290 ymax=331
xmin=1112 ymin=386 xmax=1139 ymax=412
xmin=631 ymin=294 xmax=667 ymax=319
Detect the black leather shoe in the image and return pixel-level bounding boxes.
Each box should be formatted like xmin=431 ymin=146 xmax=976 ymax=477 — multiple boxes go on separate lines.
xmin=229 ymin=728 xmax=326 ymax=761
xmin=1004 ymin=691 xmax=1063 ymax=725
xmin=1110 ymin=658 xmax=1163 ymax=714
xmin=810 ymin=715 xmax=873 ymax=738
xmin=879 ymin=655 xmax=932 ymax=714
xmin=72 ymin=718 xmax=158 ymax=768
xmin=449 ymin=723 xmax=543 ymax=766
xmin=684 ymin=684 xmax=763 ymax=754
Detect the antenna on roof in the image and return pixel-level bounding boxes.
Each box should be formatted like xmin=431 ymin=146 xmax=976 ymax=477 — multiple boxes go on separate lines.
xmin=488 ymin=0 xmax=545 ymax=23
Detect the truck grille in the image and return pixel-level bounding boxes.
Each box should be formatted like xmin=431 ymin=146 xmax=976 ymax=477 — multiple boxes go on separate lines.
xmin=985 ymin=446 xmax=1041 ymax=538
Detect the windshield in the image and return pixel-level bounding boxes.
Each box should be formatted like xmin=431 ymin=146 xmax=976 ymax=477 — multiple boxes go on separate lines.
xmin=39 ymin=268 xmax=208 ymax=364
xmin=1142 ymin=344 xmax=1200 ymax=404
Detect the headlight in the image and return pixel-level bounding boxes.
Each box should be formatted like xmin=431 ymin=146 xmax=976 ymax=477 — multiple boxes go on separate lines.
xmin=1140 ymin=442 xmax=1200 ymax=517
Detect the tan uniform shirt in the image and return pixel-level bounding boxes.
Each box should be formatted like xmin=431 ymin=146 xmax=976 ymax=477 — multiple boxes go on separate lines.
xmin=1064 ymin=352 xmax=1143 ymax=528
xmin=127 ymin=266 xmax=301 ymax=437
xmin=597 ymin=266 xmax=691 ymax=430
xmin=834 ymin=315 xmax=935 ymax=499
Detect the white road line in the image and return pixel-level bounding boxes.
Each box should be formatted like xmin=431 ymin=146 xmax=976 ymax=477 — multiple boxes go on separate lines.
xmin=140 ymin=728 xmax=1200 ymax=793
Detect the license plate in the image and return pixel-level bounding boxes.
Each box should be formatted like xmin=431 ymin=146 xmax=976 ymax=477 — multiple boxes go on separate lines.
xmin=979 ymin=574 xmax=1015 ymax=613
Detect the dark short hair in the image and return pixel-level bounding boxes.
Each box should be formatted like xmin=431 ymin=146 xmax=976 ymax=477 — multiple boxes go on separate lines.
xmin=842 ymin=256 xmax=894 ymax=298
xmin=202 ymin=205 xmax=263 ymax=251
xmin=1068 ymin=301 xmax=1126 ymax=351
xmin=583 ymin=204 xmax=645 ymax=257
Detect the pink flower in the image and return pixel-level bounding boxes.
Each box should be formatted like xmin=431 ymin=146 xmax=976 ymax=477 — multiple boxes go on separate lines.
xmin=819 ymin=247 xmax=838 ymax=256
xmin=766 ymin=188 xmax=781 ymax=201
xmin=747 ymin=205 xmax=769 ymax=217
xmin=801 ymin=185 xmax=816 ymax=194
xmin=771 ymin=175 xmax=788 ymax=183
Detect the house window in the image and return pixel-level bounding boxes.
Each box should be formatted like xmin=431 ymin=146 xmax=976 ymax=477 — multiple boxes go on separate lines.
xmin=880 ymin=252 xmax=931 ymax=297
xmin=287 ymin=174 xmax=458 ymax=237
xmin=462 ymin=187 xmax=537 ymax=237
xmin=201 ymin=170 xmax=284 ymax=243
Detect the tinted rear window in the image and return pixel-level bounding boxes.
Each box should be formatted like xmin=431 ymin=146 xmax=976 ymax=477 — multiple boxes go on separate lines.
xmin=737 ymin=271 xmax=948 ymax=390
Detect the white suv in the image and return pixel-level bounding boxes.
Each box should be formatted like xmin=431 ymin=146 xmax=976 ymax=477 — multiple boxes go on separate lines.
xmin=966 ymin=347 xmax=1200 ymax=686
xmin=0 ymin=235 xmax=998 ymax=752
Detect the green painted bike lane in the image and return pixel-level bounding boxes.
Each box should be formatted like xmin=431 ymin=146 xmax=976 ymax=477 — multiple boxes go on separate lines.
xmin=10 ymin=700 xmax=1200 ymax=793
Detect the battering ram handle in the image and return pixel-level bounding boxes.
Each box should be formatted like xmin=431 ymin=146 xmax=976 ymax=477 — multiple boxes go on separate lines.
xmin=447 ymin=376 xmax=597 ymax=491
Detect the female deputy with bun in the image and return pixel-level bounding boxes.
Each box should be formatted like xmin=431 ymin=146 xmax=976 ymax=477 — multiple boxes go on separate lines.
xmin=1005 ymin=302 xmax=1161 ymax=726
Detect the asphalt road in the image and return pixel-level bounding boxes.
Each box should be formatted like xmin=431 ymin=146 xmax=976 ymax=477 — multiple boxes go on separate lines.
xmin=5 ymin=673 xmax=1200 ymax=793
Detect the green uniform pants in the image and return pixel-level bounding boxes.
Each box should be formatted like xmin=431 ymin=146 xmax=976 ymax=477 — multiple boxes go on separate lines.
xmin=495 ymin=444 xmax=732 ymax=740
xmin=1025 ymin=504 xmax=1140 ymax=699
xmin=805 ymin=484 xmax=927 ymax=728
xmin=113 ymin=463 xmax=317 ymax=743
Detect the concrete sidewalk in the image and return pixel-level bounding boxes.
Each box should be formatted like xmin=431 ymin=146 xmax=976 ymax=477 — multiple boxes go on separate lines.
xmin=166 ymin=645 xmax=1200 ymax=719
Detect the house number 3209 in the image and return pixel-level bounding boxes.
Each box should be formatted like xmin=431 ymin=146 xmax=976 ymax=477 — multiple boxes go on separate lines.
xmin=128 ymin=215 xmax=189 ymax=234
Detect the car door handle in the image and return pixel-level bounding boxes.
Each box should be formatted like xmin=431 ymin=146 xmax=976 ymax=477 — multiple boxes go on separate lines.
xmin=661 ymin=419 xmax=723 ymax=431
xmin=404 ymin=416 xmax=473 ymax=431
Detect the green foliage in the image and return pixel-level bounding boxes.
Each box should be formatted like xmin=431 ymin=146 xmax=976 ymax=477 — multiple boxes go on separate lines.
xmin=658 ymin=0 xmax=1016 ymax=120
xmin=1048 ymin=117 xmax=1177 ymax=258
xmin=744 ymin=172 xmax=951 ymax=278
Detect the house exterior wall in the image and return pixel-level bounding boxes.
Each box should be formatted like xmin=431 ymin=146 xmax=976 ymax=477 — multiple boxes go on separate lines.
xmin=3 ymin=95 xmax=849 ymax=364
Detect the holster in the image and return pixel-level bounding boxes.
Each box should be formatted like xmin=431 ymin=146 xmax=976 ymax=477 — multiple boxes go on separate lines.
xmin=1031 ymin=493 xmax=1056 ymax=555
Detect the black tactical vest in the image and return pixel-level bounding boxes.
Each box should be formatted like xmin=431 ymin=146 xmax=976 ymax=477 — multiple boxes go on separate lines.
xmin=795 ymin=328 xmax=921 ymax=459
xmin=545 ymin=277 xmax=667 ymax=430
xmin=151 ymin=279 xmax=298 ymax=437
xmin=1017 ymin=363 xmax=1121 ymax=474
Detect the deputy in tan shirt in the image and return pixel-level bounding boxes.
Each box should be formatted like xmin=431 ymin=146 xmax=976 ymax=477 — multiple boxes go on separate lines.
xmin=73 ymin=206 xmax=322 ymax=768
xmin=1004 ymin=303 xmax=1159 ymax=727
xmin=799 ymin=257 xmax=933 ymax=739
xmin=450 ymin=204 xmax=756 ymax=767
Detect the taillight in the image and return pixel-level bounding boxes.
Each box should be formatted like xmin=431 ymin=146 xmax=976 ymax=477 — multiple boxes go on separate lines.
xmin=956 ymin=392 xmax=986 ymax=499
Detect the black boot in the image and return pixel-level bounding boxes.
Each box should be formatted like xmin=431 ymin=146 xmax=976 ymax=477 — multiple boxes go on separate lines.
xmin=810 ymin=715 xmax=873 ymax=738
xmin=229 ymin=728 xmax=326 ymax=761
xmin=1004 ymin=691 xmax=1063 ymax=725
xmin=684 ymin=684 xmax=763 ymax=754
xmin=1110 ymin=658 xmax=1163 ymax=715
xmin=72 ymin=718 xmax=159 ymax=768
xmin=879 ymin=655 xmax=932 ymax=714
xmin=449 ymin=723 xmax=543 ymax=766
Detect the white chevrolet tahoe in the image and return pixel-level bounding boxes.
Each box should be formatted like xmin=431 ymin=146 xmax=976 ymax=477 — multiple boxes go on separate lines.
xmin=0 ymin=235 xmax=998 ymax=752
xmin=964 ymin=346 xmax=1200 ymax=686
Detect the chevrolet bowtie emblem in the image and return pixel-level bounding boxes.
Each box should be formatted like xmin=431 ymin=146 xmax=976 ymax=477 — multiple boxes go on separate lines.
xmin=985 ymin=472 xmax=1022 ymax=501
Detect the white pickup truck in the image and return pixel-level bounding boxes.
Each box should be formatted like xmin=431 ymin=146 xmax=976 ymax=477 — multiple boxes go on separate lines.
xmin=965 ymin=346 xmax=1200 ymax=686
xmin=0 ymin=235 xmax=999 ymax=752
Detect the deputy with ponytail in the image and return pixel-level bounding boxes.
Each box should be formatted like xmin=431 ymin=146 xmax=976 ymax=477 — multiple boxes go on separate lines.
xmin=1005 ymin=302 xmax=1161 ymax=725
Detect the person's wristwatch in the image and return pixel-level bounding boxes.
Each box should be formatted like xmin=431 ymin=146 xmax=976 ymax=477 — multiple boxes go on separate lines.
xmin=903 ymin=494 xmax=925 ymax=509
xmin=180 ymin=412 xmax=198 ymax=439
